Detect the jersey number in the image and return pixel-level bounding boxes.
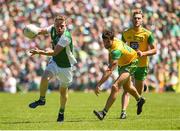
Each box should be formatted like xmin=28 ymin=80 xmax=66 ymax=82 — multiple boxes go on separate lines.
xmin=130 ymin=42 xmax=139 ymax=50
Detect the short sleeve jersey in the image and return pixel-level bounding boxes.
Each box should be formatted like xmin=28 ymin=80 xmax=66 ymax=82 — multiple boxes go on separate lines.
xmin=122 ymin=27 xmax=154 ymax=67
xmin=109 ymin=38 xmax=138 ymax=67
xmin=46 ymin=25 xmax=77 ymax=67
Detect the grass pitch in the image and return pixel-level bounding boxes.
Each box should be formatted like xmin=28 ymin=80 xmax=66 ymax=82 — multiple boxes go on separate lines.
xmin=0 ymin=91 xmax=180 ymax=130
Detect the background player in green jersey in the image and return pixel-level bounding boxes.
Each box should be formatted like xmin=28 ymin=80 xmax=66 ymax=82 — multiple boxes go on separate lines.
xmin=28 ymin=14 xmax=77 ymax=122
xmin=120 ymin=9 xmax=157 ymax=119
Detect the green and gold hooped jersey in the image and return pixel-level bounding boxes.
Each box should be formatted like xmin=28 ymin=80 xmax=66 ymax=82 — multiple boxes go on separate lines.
xmin=109 ymin=38 xmax=138 ymax=66
xmin=122 ymin=27 xmax=154 ymax=67
xmin=50 ymin=27 xmax=77 ymax=68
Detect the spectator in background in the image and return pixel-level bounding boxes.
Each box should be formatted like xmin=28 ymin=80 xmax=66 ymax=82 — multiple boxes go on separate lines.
xmin=165 ymin=71 xmax=179 ymax=92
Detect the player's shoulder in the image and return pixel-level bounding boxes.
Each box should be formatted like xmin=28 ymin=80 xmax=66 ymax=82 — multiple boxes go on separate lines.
xmin=122 ymin=27 xmax=133 ymax=34
xmin=114 ymin=37 xmax=124 ymax=44
xmin=112 ymin=38 xmax=124 ymax=49
xmin=111 ymin=38 xmax=120 ymax=48
xmin=46 ymin=24 xmax=54 ymax=33
xmin=141 ymin=27 xmax=152 ymax=35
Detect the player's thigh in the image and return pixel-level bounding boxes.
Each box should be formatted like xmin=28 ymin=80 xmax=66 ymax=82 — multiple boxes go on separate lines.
xmin=114 ymin=72 xmax=130 ymax=87
xmin=134 ymin=67 xmax=148 ymax=81
xmin=135 ymin=79 xmax=144 ymax=90
xmin=117 ymin=60 xmax=138 ymax=87
xmin=123 ymin=76 xmax=131 ymax=89
xmin=57 ymin=67 xmax=73 ymax=87
xmin=44 ymin=59 xmax=57 ymax=80
xmin=134 ymin=67 xmax=147 ymax=90
xmin=42 ymin=70 xmax=53 ymax=81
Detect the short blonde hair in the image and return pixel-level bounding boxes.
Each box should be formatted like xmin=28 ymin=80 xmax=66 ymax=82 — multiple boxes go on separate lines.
xmin=132 ymin=9 xmax=144 ymax=18
xmin=54 ymin=14 xmax=66 ymax=23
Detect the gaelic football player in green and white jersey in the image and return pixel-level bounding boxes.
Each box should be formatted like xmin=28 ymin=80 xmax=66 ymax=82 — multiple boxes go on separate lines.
xmin=28 ymin=14 xmax=77 ymax=123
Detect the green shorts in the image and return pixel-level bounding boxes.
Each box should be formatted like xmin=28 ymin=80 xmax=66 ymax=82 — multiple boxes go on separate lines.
xmin=134 ymin=67 xmax=148 ymax=80
xmin=118 ymin=59 xmax=138 ymax=76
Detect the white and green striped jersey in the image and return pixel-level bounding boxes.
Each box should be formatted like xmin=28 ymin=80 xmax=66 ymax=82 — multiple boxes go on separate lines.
xmin=47 ymin=25 xmax=77 ymax=68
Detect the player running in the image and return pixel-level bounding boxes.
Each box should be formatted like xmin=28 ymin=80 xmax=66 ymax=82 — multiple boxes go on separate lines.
xmin=93 ymin=29 xmax=145 ymax=120
xmin=120 ymin=9 xmax=157 ymax=119
xmin=28 ymin=14 xmax=77 ymax=123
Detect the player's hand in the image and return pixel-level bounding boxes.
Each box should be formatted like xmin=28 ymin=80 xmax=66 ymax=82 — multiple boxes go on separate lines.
xmin=137 ymin=50 xmax=144 ymax=57
xmin=95 ymin=86 xmax=101 ymax=96
xmin=29 ymin=48 xmax=40 ymax=56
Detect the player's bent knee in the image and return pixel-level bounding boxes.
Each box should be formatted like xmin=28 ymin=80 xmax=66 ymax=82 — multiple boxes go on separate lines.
xmin=123 ymin=91 xmax=129 ymax=96
xmin=61 ymin=93 xmax=68 ymax=99
xmin=42 ymin=71 xmax=53 ymax=80
xmin=112 ymin=84 xmax=119 ymax=92
xmin=61 ymin=82 xmax=71 ymax=88
xmin=41 ymin=75 xmax=50 ymax=81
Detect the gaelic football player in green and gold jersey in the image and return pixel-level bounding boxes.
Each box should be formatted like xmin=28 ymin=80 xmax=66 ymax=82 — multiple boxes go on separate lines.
xmin=120 ymin=10 xmax=157 ymax=119
xmin=93 ymin=29 xmax=145 ymax=120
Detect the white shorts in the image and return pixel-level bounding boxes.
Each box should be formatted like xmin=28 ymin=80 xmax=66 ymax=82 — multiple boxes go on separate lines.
xmin=45 ymin=59 xmax=73 ymax=87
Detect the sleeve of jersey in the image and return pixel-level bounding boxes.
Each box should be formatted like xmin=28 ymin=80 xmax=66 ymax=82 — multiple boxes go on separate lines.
xmin=148 ymin=33 xmax=155 ymax=45
xmin=111 ymin=50 xmax=122 ymax=60
xmin=46 ymin=25 xmax=53 ymax=33
xmin=57 ymin=35 xmax=71 ymax=47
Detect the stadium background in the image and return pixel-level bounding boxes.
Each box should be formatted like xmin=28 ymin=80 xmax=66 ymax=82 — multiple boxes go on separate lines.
xmin=0 ymin=0 xmax=179 ymax=93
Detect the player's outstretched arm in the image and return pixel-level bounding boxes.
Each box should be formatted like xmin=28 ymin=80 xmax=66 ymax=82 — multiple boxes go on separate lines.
xmin=37 ymin=28 xmax=48 ymax=35
xmin=95 ymin=60 xmax=118 ymax=96
xmin=30 ymin=44 xmax=64 ymax=57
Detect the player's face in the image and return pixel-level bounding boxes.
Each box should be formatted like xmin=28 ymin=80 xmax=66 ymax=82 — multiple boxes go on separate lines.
xmin=103 ymin=38 xmax=112 ymax=49
xmin=54 ymin=20 xmax=66 ymax=35
xmin=133 ymin=14 xmax=143 ymax=27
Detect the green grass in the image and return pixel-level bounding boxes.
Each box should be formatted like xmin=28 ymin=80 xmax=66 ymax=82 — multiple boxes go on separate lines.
xmin=0 ymin=91 xmax=180 ymax=130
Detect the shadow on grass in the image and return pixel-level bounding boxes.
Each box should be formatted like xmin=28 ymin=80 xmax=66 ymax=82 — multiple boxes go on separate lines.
xmin=1 ymin=115 xmax=121 ymax=124
xmin=0 ymin=120 xmax=54 ymax=124
xmin=1 ymin=118 xmax=98 ymax=124
xmin=66 ymin=119 xmax=97 ymax=123
xmin=66 ymin=116 xmax=125 ymax=123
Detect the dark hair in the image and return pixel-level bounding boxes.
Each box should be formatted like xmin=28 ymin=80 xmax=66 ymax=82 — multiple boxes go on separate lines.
xmin=102 ymin=29 xmax=114 ymax=40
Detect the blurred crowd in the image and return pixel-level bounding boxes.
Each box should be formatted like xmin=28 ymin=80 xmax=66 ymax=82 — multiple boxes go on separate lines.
xmin=0 ymin=0 xmax=179 ymax=93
